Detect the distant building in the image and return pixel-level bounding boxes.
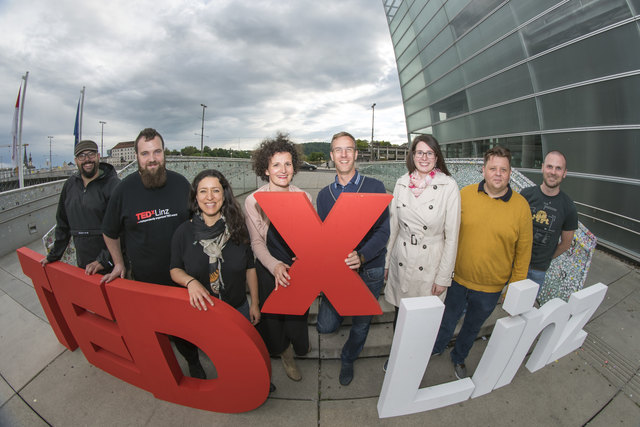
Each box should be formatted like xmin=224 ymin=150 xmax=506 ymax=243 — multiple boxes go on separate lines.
xmin=109 ymin=141 xmax=135 ymax=164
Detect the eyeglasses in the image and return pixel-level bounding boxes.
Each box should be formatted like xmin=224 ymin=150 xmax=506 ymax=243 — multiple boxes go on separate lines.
xmin=76 ymin=151 xmax=97 ymax=161
xmin=332 ymin=147 xmax=355 ymax=154
xmin=414 ymin=150 xmax=435 ymax=159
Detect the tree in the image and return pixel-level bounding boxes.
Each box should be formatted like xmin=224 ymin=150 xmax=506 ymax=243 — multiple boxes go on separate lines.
xmin=374 ymin=140 xmax=392 ymax=147
xmin=356 ymin=139 xmax=369 ymax=150
xmin=181 ymin=146 xmax=199 ymax=156
xmin=307 ymin=152 xmax=324 ymax=162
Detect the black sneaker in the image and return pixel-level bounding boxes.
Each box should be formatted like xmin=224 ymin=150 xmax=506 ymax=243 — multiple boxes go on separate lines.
xmin=188 ymin=360 xmax=206 ymax=379
xmin=339 ymin=362 xmax=354 ymax=386
xmin=383 ymin=359 xmax=388 ymax=372
xmin=454 ymin=363 xmax=467 ymax=379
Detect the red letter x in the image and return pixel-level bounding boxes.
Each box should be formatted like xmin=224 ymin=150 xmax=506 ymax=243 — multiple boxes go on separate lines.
xmin=254 ymin=192 xmax=391 ymax=316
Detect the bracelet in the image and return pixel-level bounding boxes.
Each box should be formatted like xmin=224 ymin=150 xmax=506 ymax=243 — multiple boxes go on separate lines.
xmin=185 ymin=278 xmax=195 ymax=287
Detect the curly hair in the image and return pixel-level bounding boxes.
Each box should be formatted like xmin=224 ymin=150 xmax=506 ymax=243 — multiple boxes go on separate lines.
xmin=251 ymin=132 xmax=301 ymax=182
xmin=406 ymin=134 xmax=451 ymax=176
xmin=189 ymin=169 xmax=249 ymax=244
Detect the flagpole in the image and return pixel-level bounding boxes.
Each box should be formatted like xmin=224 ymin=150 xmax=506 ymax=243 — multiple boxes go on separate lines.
xmin=79 ymin=86 xmax=85 ymax=142
xmin=18 ymin=71 xmax=29 ymax=188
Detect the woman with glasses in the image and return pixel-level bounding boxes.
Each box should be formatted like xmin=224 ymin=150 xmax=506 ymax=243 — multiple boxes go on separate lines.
xmin=244 ymin=133 xmax=311 ymax=382
xmin=384 ymin=134 xmax=461 ymax=320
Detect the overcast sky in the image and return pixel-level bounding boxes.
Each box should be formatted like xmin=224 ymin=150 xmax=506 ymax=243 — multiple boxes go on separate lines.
xmin=0 ymin=0 xmax=406 ymax=168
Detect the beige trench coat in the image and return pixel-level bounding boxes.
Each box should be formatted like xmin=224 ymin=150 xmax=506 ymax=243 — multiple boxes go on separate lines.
xmin=384 ymin=172 xmax=461 ymax=306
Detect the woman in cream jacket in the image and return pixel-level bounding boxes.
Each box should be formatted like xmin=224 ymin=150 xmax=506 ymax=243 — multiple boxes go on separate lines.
xmin=384 ymin=135 xmax=461 ymax=315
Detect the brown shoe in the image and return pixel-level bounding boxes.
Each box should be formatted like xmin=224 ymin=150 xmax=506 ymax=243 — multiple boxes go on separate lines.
xmin=281 ymin=345 xmax=302 ymax=381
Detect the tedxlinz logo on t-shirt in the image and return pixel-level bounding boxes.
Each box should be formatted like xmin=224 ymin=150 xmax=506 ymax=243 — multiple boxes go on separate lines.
xmin=135 ymin=208 xmax=178 ymax=224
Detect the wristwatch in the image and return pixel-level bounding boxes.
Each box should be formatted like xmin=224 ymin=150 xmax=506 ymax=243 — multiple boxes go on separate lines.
xmin=357 ymin=252 xmax=366 ymax=264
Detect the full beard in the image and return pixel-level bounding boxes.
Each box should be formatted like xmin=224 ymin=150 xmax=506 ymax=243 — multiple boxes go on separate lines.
xmin=79 ymin=161 xmax=98 ymax=179
xmin=139 ymin=162 xmax=167 ymax=189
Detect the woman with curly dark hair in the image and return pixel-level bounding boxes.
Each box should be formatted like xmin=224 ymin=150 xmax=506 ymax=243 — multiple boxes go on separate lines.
xmin=244 ymin=132 xmax=310 ymax=382
xmin=169 ymin=169 xmax=261 ymax=379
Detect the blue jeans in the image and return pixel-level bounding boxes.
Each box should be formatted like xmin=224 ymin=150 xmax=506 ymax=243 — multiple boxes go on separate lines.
xmin=527 ymin=268 xmax=546 ymax=298
xmin=316 ymin=266 xmax=385 ymax=364
xmin=433 ymin=280 xmax=501 ymax=365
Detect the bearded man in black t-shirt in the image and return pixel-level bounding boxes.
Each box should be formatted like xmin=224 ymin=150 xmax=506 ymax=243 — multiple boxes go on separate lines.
xmin=100 ymin=128 xmax=204 ymax=376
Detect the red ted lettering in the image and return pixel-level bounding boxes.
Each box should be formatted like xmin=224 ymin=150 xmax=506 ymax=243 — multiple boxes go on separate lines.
xmin=254 ymin=192 xmax=392 ymax=316
xmin=136 ymin=210 xmax=154 ymax=220
xmin=17 ymin=247 xmax=271 ymax=413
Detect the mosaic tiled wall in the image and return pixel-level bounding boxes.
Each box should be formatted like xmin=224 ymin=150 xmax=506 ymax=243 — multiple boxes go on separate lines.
xmin=359 ymin=160 xmax=597 ymax=304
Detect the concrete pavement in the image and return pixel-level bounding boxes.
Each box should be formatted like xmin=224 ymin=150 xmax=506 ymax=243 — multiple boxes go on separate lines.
xmin=1 ymin=170 xmax=639 ymax=426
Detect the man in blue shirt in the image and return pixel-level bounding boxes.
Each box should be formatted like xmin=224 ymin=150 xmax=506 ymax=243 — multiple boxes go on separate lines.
xmin=316 ymin=131 xmax=390 ymax=386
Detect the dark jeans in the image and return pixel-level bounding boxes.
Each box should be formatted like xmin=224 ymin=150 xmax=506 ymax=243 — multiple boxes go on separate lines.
xmin=316 ymin=266 xmax=385 ymax=364
xmin=433 ymin=280 xmax=501 ymax=365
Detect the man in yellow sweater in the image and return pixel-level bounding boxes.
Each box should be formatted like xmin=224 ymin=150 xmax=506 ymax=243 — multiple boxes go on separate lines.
xmin=432 ymin=146 xmax=532 ymax=379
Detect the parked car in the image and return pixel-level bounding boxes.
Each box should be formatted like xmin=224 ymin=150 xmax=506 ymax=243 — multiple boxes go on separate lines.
xmin=301 ymin=161 xmax=317 ymax=171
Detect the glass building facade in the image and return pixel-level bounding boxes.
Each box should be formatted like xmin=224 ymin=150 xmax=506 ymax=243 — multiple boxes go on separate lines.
xmin=383 ymin=0 xmax=640 ymax=261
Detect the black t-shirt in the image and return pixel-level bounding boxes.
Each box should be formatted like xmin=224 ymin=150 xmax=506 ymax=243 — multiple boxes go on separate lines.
xmin=169 ymin=220 xmax=255 ymax=308
xmin=520 ymin=185 xmax=578 ymax=271
xmin=102 ymin=170 xmax=190 ymax=286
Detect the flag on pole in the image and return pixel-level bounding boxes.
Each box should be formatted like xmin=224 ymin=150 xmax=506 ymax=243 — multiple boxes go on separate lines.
xmin=73 ymin=98 xmax=81 ymax=146
xmin=11 ymin=88 xmax=21 ymax=168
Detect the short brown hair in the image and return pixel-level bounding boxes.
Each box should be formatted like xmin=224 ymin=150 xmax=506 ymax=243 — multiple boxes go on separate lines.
xmin=484 ymin=145 xmax=511 ymax=166
xmin=134 ymin=128 xmax=165 ymax=154
xmin=330 ymin=131 xmax=356 ymax=150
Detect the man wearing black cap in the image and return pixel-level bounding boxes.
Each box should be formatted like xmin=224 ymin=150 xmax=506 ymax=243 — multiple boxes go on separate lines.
xmin=41 ymin=140 xmax=120 ymax=274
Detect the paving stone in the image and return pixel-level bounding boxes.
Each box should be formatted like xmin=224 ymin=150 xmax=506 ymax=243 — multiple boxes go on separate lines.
xmin=585 ymin=391 xmax=640 ymax=427
xmin=0 ymin=376 xmax=15 ymax=407
xmin=0 ymin=395 xmax=48 ymax=427
xmin=585 ymin=250 xmax=632 ymax=288
xmin=146 ymin=396 xmax=318 ymax=426
xmin=268 ymin=357 xmax=319 ymax=400
xmin=585 ymin=288 xmax=640 ymax=372
xmin=320 ymin=357 xmax=386 ymax=399
xmin=0 ymin=294 xmax=65 ymax=390
xmin=591 ymin=270 xmax=640 ymax=320
xmin=0 ymin=238 xmax=44 ymax=283
xmin=0 ymin=270 xmax=45 ymax=321
xmin=20 ymin=349 xmax=161 ymax=426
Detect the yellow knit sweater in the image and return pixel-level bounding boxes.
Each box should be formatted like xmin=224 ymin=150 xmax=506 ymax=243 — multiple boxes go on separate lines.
xmin=453 ymin=183 xmax=533 ymax=293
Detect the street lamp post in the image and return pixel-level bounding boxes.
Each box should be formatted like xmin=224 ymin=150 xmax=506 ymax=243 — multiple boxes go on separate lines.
xmin=99 ymin=121 xmax=106 ymax=157
xmin=200 ymin=104 xmax=207 ymax=156
xmin=371 ymin=103 xmax=376 ymax=160
xmin=47 ymin=135 xmax=54 ymax=170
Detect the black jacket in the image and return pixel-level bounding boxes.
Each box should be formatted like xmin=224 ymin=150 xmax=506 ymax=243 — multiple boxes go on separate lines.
xmin=47 ymin=162 xmax=120 ymax=269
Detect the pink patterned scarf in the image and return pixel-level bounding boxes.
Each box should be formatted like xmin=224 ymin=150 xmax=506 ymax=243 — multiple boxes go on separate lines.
xmin=408 ymin=169 xmax=440 ymax=197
